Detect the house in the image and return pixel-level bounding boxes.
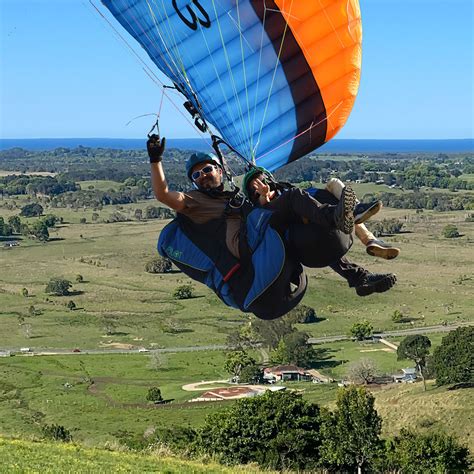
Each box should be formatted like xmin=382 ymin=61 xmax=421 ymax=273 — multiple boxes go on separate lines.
xmin=3 ymin=240 xmax=19 ymax=248
xmin=306 ymin=369 xmax=333 ymax=383
xmin=264 ymin=365 xmax=312 ymax=383
xmin=393 ymin=368 xmax=417 ymax=383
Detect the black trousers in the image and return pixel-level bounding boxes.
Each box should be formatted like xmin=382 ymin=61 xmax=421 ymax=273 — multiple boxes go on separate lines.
xmin=266 ymin=188 xmax=369 ymax=287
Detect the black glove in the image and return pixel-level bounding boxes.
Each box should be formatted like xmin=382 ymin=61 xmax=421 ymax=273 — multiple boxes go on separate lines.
xmin=147 ymin=135 xmax=166 ymax=163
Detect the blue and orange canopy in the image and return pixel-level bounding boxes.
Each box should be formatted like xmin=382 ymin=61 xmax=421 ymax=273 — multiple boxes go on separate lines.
xmin=102 ymin=0 xmax=362 ymax=172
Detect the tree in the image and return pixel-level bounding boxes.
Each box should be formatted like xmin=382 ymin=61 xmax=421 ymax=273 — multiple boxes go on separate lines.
xmin=224 ymin=350 xmax=256 ymax=379
xmin=146 ymin=386 xmax=163 ymax=403
xmin=397 ymin=335 xmax=431 ymax=391
xmin=79 ymin=217 xmax=87 ymax=224
xmin=20 ymin=203 xmax=43 ymax=217
xmin=21 ymin=288 xmax=29 ymax=297
xmin=91 ymin=212 xmax=99 ymax=222
xmin=75 ymin=274 xmax=84 ymax=283
xmin=145 ymin=256 xmax=172 ymax=274
xmin=382 ymin=429 xmax=470 ymax=473
xmin=173 ymin=284 xmax=194 ymax=299
xmin=432 ymin=326 xmax=473 ymax=386
xmin=30 ymin=220 xmax=49 ymax=241
xmin=103 ymin=317 xmax=118 ymax=335
xmin=270 ymin=331 xmax=319 ymax=367
xmin=198 ymin=391 xmax=322 ymax=470
xmin=45 ymin=278 xmax=72 ymax=296
xmin=7 ymin=215 xmax=21 ymax=233
xmin=320 ymin=387 xmax=382 ymax=474
xmin=251 ymin=317 xmax=294 ymax=350
xmin=42 ymin=214 xmax=58 ymax=228
xmin=347 ymin=358 xmax=378 ymax=385
xmin=350 ymin=320 xmax=373 ymax=341
xmin=287 ymin=304 xmax=318 ymax=324
xmin=148 ymin=351 xmax=167 ymax=371
xmin=239 ymin=364 xmax=263 ymax=384
xmin=442 ymin=224 xmax=460 ymax=238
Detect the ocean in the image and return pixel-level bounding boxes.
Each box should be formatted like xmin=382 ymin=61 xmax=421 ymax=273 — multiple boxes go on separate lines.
xmin=0 ymin=138 xmax=472 ymax=153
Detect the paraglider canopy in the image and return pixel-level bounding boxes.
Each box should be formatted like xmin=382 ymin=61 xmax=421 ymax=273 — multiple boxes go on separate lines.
xmin=102 ymin=0 xmax=362 ymax=172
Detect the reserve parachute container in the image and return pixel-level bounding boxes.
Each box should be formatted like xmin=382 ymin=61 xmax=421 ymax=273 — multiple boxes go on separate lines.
xmin=102 ymin=0 xmax=362 ymax=171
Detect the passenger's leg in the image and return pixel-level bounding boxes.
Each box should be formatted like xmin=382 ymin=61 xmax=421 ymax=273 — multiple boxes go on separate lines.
xmin=267 ymin=187 xmax=356 ymax=234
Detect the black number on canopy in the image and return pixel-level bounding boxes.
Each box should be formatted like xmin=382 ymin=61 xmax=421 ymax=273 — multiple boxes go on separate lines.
xmin=172 ymin=0 xmax=211 ymax=31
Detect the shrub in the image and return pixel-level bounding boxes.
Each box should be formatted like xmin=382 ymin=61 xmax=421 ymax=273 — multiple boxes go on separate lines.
xmin=350 ymin=320 xmax=373 ymax=340
xmin=45 ymin=278 xmax=72 ymax=296
xmin=145 ymin=256 xmax=172 ymax=274
xmin=173 ymin=284 xmax=194 ymax=300
xmin=442 ymin=224 xmax=460 ymax=238
xmin=146 ymin=386 xmax=163 ymax=403
xmin=66 ymin=300 xmax=76 ymax=310
xmin=41 ymin=424 xmax=73 ymax=442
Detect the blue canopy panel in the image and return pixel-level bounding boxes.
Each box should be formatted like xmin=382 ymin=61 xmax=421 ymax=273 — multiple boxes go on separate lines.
xmin=102 ymin=0 xmax=327 ymax=172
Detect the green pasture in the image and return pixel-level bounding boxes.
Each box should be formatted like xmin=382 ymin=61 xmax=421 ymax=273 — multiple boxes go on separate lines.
xmin=0 ymin=352 xmax=229 ymax=445
xmin=1 ymin=201 xmax=473 ymax=351
xmin=0 ymin=437 xmax=265 ymax=473
xmin=77 ymin=179 xmax=123 ymax=191
xmin=0 ymin=351 xmax=472 ymax=452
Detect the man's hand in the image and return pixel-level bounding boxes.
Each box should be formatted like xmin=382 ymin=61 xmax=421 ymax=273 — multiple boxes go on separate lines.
xmin=147 ymin=135 xmax=166 ymax=163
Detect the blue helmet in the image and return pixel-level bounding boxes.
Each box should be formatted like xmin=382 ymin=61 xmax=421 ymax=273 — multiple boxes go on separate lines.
xmin=185 ymin=152 xmax=221 ymax=180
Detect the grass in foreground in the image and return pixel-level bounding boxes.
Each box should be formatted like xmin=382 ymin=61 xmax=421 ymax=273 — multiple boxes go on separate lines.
xmin=0 ymin=438 xmax=266 ymax=473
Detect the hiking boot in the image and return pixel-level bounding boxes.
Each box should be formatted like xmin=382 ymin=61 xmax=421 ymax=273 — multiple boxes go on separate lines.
xmin=366 ymin=239 xmax=400 ymax=260
xmin=355 ymin=273 xmax=397 ymax=296
xmin=333 ymin=185 xmax=357 ymax=234
xmin=354 ymin=200 xmax=382 ymax=224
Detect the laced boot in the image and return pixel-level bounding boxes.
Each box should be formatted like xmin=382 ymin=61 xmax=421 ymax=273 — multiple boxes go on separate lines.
xmin=355 ymin=272 xmax=397 ymax=296
xmin=332 ymin=185 xmax=357 ymax=234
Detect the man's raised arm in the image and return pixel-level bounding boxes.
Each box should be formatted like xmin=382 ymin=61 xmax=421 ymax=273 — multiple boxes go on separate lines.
xmin=148 ymin=135 xmax=186 ymax=212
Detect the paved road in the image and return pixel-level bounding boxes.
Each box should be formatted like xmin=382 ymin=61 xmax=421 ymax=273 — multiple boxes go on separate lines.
xmin=308 ymin=322 xmax=473 ymax=344
xmin=1 ymin=322 xmax=472 ymax=356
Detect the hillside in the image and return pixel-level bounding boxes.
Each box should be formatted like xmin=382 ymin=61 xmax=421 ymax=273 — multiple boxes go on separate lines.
xmin=0 ymin=438 xmax=266 ymax=473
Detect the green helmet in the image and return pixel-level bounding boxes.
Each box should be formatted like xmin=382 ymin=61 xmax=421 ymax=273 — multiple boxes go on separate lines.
xmin=242 ymin=166 xmax=273 ymax=199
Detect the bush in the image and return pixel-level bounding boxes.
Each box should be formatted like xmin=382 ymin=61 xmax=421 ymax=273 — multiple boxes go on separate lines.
xmin=45 ymin=278 xmax=72 ymax=296
xmin=350 ymin=321 xmax=373 ymax=340
xmin=381 ymin=429 xmax=470 ymax=473
xmin=391 ymin=310 xmax=404 ymax=323
xmin=145 ymin=256 xmax=172 ymax=274
xmin=287 ymin=304 xmax=318 ymax=323
xmin=66 ymin=300 xmax=76 ymax=310
xmin=21 ymin=288 xmax=29 ymax=297
xmin=41 ymin=424 xmax=72 ymax=442
xmin=442 ymin=224 xmax=460 ymax=238
xmin=173 ymin=284 xmax=194 ymax=300
xmin=146 ymin=386 xmax=163 ymax=403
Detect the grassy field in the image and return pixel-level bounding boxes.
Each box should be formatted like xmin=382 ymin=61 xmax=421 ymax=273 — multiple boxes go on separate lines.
xmin=0 ymin=178 xmax=472 ymax=458
xmin=0 ymin=350 xmax=472 ymax=451
xmin=0 ymin=438 xmax=267 ymax=473
xmin=1 ymin=199 xmax=473 ymax=351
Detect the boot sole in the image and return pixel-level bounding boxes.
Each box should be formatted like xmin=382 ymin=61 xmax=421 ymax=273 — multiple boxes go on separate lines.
xmin=355 ymin=201 xmax=383 ymax=224
xmin=336 ymin=186 xmax=356 ymax=234
xmin=366 ymin=243 xmax=400 ymax=260
xmin=356 ymin=274 xmax=397 ymax=297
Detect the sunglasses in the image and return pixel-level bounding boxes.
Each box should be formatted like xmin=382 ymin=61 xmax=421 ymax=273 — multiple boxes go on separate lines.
xmin=191 ymin=164 xmax=216 ymax=181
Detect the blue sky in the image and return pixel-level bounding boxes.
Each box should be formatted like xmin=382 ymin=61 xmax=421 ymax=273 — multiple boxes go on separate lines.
xmin=0 ymin=0 xmax=472 ymax=139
